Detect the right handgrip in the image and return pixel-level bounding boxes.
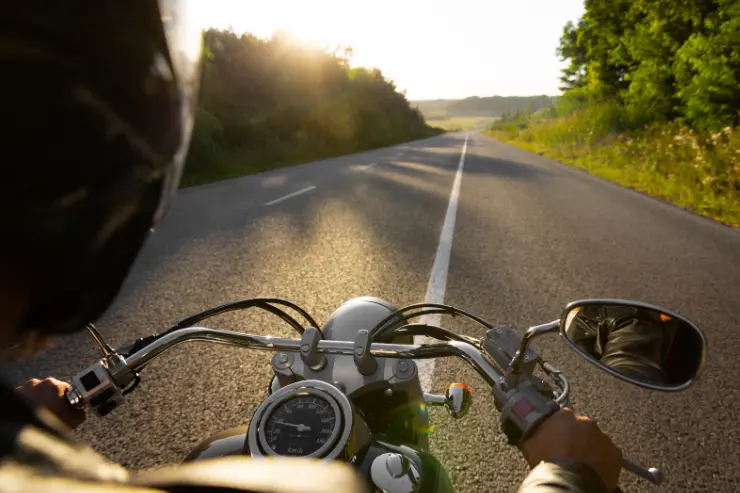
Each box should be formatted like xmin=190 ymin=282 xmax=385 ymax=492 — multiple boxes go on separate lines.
xmin=623 ymin=458 xmax=664 ymax=485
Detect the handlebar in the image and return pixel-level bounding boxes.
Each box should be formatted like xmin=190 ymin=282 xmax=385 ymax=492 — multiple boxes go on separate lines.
xmin=66 ymin=325 xmax=570 ymax=414
xmin=124 ymin=327 xmax=505 ymax=384
xmin=64 ymin=324 xmax=661 ymax=486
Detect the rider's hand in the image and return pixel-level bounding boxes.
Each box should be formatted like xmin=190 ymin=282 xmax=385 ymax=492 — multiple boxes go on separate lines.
xmin=15 ymin=377 xmax=86 ymax=430
xmin=521 ymin=408 xmax=622 ymax=492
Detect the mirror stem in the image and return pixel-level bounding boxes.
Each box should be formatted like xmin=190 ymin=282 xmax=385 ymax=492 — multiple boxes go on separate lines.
xmin=505 ymin=320 xmax=559 ymax=386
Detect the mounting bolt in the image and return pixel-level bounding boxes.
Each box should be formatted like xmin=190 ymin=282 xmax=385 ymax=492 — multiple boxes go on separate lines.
xmin=272 ymin=352 xmax=294 ymax=370
xmin=393 ymin=359 xmax=416 ymax=380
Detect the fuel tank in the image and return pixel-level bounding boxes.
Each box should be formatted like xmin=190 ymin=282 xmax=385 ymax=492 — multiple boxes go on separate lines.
xmin=183 ymin=426 xmax=248 ymax=462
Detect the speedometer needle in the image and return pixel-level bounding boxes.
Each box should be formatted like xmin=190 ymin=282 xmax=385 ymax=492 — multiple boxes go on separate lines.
xmin=274 ymin=420 xmax=311 ymax=432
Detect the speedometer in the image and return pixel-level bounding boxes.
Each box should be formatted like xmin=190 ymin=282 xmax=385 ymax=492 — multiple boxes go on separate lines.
xmin=248 ymin=380 xmax=355 ymax=460
xmin=263 ymin=394 xmax=339 ymax=456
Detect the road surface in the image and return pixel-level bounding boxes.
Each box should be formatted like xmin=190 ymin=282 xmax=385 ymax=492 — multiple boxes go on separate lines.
xmin=6 ymin=133 xmax=740 ymax=492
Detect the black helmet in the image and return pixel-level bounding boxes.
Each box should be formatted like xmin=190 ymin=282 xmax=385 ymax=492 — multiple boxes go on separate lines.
xmin=1 ymin=1 xmax=203 ymax=334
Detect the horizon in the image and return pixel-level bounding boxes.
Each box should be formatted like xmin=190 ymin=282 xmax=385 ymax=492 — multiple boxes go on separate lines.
xmin=192 ymin=0 xmax=586 ymax=100
xmin=409 ymin=94 xmax=558 ymax=101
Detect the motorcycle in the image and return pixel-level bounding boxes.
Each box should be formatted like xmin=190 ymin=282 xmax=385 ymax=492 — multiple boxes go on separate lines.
xmin=66 ymin=296 xmax=707 ymax=493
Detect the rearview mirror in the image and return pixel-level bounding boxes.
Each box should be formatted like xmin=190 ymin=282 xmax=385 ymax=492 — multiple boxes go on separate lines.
xmin=560 ymin=299 xmax=707 ymax=391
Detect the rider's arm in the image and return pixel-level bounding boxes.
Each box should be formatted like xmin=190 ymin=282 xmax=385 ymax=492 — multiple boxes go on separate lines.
xmin=518 ymin=459 xmax=607 ymax=493
xmin=518 ymin=409 xmax=621 ymax=493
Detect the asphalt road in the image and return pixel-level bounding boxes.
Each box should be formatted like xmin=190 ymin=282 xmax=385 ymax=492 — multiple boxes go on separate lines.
xmin=6 ymin=132 xmax=740 ymax=492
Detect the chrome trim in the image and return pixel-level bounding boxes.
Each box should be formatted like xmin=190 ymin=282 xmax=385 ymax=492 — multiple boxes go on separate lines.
xmin=422 ymin=393 xmax=447 ymax=406
xmin=623 ymin=458 xmax=664 ymax=485
xmin=65 ymin=386 xmax=85 ymax=411
xmin=559 ymin=298 xmax=708 ymax=392
xmin=370 ymin=453 xmax=421 ymax=493
xmin=125 ymin=329 xmax=503 ymax=386
xmin=248 ymin=380 xmax=353 ymax=461
xmin=444 ymin=384 xmax=472 ymax=418
xmin=423 ymin=384 xmax=472 ymax=419
xmin=257 ymin=386 xmax=342 ymax=458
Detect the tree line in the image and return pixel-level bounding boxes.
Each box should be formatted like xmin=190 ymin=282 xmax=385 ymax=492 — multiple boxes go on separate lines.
xmin=558 ymin=0 xmax=740 ymax=131
xmin=184 ymin=29 xmax=438 ymax=185
xmin=413 ymin=96 xmax=555 ymax=119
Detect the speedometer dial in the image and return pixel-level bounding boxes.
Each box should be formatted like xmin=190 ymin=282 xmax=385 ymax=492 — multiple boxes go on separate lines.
xmin=249 ymin=380 xmax=354 ymax=460
xmin=264 ymin=394 xmax=338 ymax=456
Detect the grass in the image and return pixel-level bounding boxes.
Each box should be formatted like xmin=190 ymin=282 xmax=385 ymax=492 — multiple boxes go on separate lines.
xmin=181 ymin=127 xmax=444 ymax=188
xmin=425 ymin=116 xmax=499 ymax=132
xmin=482 ymin=106 xmax=740 ymax=228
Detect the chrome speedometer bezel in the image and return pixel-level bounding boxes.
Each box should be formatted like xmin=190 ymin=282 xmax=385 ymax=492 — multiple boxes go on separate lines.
xmin=247 ymin=380 xmax=354 ymax=460
xmin=259 ymin=387 xmax=341 ymax=458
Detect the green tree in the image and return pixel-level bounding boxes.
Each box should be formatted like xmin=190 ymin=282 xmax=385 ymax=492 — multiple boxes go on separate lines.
xmin=674 ymin=0 xmax=740 ymax=129
xmin=185 ymin=29 xmax=436 ymax=184
xmin=557 ymin=0 xmax=740 ymax=129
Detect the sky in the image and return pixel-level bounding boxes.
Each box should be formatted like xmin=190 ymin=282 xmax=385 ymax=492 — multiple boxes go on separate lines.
xmin=191 ymin=0 xmax=585 ymax=100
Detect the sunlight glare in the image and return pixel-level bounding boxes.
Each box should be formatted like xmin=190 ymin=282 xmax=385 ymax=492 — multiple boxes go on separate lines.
xmin=192 ymin=0 xmax=586 ymax=99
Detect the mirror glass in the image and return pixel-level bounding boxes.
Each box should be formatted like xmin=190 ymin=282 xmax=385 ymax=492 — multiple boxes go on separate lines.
xmin=561 ymin=301 xmax=706 ymax=390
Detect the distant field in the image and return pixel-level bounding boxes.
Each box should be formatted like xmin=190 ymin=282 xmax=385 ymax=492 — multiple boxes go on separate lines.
xmin=425 ymin=116 xmax=499 ymax=131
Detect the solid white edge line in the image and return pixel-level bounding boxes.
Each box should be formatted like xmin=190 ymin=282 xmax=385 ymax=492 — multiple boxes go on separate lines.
xmin=414 ymin=134 xmax=468 ymax=393
xmin=264 ymin=186 xmax=316 ymax=206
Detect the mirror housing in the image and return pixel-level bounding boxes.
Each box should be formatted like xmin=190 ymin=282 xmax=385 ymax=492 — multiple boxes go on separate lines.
xmin=560 ymin=299 xmax=707 ymax=391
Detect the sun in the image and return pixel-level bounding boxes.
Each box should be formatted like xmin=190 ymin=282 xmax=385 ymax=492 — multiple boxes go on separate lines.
xmin=190 ymin=0 xmax=406 ymax=91
xmin=194 ymin=1 xmax=356 ymax=50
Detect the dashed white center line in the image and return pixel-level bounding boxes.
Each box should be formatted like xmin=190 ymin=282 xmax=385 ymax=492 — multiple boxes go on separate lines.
xmin=264 ymin=186 xmax=316 ymax=206
xmin=414 ymin=134 xmax=468 ymax=392
xmin=360 ymin=162 xmax=377 ymax=170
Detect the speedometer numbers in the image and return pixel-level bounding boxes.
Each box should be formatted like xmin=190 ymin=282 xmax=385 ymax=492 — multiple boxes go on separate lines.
xmin=264 ymin=395 xmax=337 ymax=456
xmin=249 ymin=380 xmax=354 ymax=460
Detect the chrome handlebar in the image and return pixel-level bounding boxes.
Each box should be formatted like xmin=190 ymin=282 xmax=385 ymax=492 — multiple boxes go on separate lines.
xmin=67 ymin=325 xmax=569 ymax=412
xmin=64 ymin=325 xmax=662 ymax=486
xmin=123 ymin=327 xmax=504 ymax=384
